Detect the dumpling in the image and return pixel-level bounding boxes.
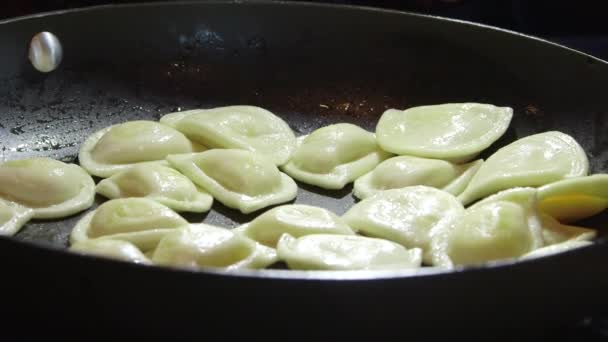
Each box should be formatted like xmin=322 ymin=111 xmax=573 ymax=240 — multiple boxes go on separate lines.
xmin=70 ymin=239 xmax=151 ymax=264
xmin=432 ymin=188 xmax=544 ymax=267
xmin=458 ymin=131 xmax=588 ymax=205
xmin=468 ymin=187 xmax=545 ymax=248
xmin=79 ymin=120 xmax=201 ymax=178
xmin=96 ymin=164 xmax=213 ymax=213
xmin=152 ymin=224 xmax=278 ymax=270
xmin=444 ymin=201 xmax=539 ymax=266
xmin=0 ymin=199 xmax=33 ymax=236
xmin=160 ymin=106 xmax=296 ymax=165
xmin=342 ymin=186 xmax=464 ymax=263
xmin=376 ymin=103 xmax=512 ymax=162
xmin=282 ymin=123 xmax=392 ymax=189
xmin=277 ymin=233 xmax=422 ymax=270
xmin=70 ymin=198 xmax=188 ymax=252
xmin=0 ymin=158 xmax=95 ymax=219
xmin=521 ymin=240 xmax=592 ymax=260
xmin=353 ymin=156 xmax=483 ymax=199
xmin=537 ymin=174 xmax=608 ymax=223
xmin=167 ymin=150 xmax=297 ymax=214
xmin=237 ymin=204 xmax=355 ymax=247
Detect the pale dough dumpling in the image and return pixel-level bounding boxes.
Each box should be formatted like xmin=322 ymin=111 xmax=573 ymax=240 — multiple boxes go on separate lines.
xmin=70 ymin=239 xmax=151 ymax=264
xmin=167 ymin=150 xmax=297 ymax=214
xmin=445 ymin=202 xmax=537 ymax=266
xmin=70 ymin=198 xmax=188 ymax=252
xmin=96 ymin=164 xmax=213 ymax=213
xmin=0 ymin=199 xmax=33 ymax=236
xmin=458 ymin=131 xmax=588 ymax=205
xmin=343 ymin=186 xmax=464 ymax=263
xmin=237 ymin=204 xmax=355 ymax=247
xmin=277 ymin=233 xmax=422 ymax=271
xmin=468 ymin=187 xmax=545 ymax=248
xmin=537 ymin=174 xmax=608 ymax=223
xmin=354 ymin=156 xmax=483 ymax=199
xmin=160 ymin=106 xmax=296 ymax=166
xmin=0 ymin=158 xmax=95 ymax=219
xmin=152 ymin=224 xmax=278 ymax=270
xmin=431 ymin=188 xmax=544 ymax=268
xmin=282 ymin=123 xmax=392 ymax=190
xmin=376 ymin=103 xmax=512 ymax=162
xmin=79 ymin=120 xmax=200 ymax=178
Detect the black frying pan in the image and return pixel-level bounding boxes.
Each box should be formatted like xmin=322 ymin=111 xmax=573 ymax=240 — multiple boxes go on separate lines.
xmin=1 ymin=1 xmax=608 ymax=339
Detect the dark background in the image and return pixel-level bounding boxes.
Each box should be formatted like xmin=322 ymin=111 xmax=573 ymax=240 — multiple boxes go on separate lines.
xmin=2 ymin=0 xmax=608 ymax=60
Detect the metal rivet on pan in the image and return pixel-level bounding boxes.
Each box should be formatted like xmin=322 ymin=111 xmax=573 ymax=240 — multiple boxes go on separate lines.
xmin=29 ymin=31 xmax=63 ymax=72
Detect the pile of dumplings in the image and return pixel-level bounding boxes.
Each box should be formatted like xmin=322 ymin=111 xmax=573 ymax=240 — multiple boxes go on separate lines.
xmin=0 ymin=103 xmax=606 ymax=272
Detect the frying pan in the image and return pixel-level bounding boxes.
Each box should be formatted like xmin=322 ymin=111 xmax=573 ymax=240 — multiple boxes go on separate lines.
xmin=1 ymin=1 xmax=608 ymax=339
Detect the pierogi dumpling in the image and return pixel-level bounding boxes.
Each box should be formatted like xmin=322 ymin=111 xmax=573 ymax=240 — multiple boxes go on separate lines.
xmin=430 ymin=188 xmax=544 ymax=268
xmin=537 ymin=174 xmax=608 ymax=223
xmin=237 ymin=204 xmax=355 ymax=247
xmin=343 ymin=186 xmax=464 ymax=263
xmin=79 ymin=120 xmax=200 ymax=178
xmin=458 ymin=131 xmax=588 ymax=205
xmin=277 ymin=233 xmax=422 ymax=271
xmin=70 ymin=198 xmax=188 ymax=252
xmin=152 ymin=224 xmax=278 ymax=270
xmin=376 ymin=103 xmax=512 ymax=162
xmin=96 ymin=164 xmax=213 ymax=213
xmin=160 ymin=106 xmax=296 ymax=165
xmin=282 ymin=123 xmax=392 ymax=190
xmin=0 ymin=199 xmax=33 ymax=236
xmin=167 ymin=150 xmax=297 ymax=214
xmin=70 ymin=239 xmax=151 ymax=264
xmin=353 ymin=156 xmax=483 ymax=199
xmin=0 ymin=158 xmax=95 ymax=219
xmin=445 ymin=201 xmax=537 ymax=266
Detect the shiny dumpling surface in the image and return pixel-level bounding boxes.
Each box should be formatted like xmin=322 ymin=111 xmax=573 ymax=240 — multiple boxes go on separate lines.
xmin=79 ymin=120 xmax=200 ymax=178
xmin=431 ymin=188 xmax=544 ymax=267
xmin=0 ymin=158 xmax=95 ymax=219
xmin=445 ymin=201 xmax=537 ymax=266
xmin=458 ymin=131 xmax=588 ymax=205
xmin=277 ymin=233 xmax=422 ymax=270
xmin=152 ymin=224 xmax=278 ymax=270
xmin=537 ymin=174 xmax=608 ymax=223
xmin=282 ymin=123 xmax=392 ymax=189
xmin=469 ymin=187 xmax=545 ymax=248
xmin=237 ymin=204 xmax=355 ymax=247
xmin=376 ymin=103 xmax=512 ymax=162
xmin=343 ymin=186 xmax=464 ymax=263
xmin=167 ymin=150 xmax=297 ymax=214
xmin=96 ymin=164 xmax=213 ymax=213
xmin=354 ymin=156 xmax=483 ymax=199
xmin=70 ymin=198 xmax=188 ymax=252
xmin=160 ymin=106 xmax=296 ymax=165
xmin=70 ymin=239 xmax=151 ymax=264
xmin=0 ymin=199 xmax=33 ymax=236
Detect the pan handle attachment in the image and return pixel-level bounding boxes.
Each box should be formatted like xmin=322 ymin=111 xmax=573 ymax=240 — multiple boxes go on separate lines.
xmin=29 ymin=32 xmax=62 ymax=73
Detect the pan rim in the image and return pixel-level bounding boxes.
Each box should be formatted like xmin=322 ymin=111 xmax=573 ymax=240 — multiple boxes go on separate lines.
xmin=3 ymin=234 xmax=602 ymax=281
xmin=1 ymin=0 xmax=607 ymax=65
xmin=1 ymin=0 xmax=606 ymax=280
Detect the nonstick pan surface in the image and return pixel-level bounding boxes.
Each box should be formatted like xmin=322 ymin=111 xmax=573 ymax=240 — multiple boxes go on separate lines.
xmin=1 ymin=1 xmax=608 ymax=339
